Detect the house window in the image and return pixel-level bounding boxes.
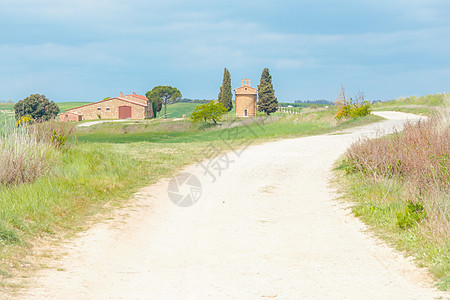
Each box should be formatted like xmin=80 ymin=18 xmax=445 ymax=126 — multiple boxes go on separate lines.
xmin=106 ymin=107 xmax=110 ymax=111
xmin=97 ymin=107 xmax=101 ymax=110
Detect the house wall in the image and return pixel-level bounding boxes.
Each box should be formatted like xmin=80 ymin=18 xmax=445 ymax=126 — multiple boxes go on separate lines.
xmin=235 ymin=94 xmax=257 ymax=117
xmin=58 ymin=112 xmax=80 ymax=122
xmin=67 ymin=98 xmax=146 ymax=120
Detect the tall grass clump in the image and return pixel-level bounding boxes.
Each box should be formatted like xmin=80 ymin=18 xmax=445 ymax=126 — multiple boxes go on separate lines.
xmin=340 ymin=112 xmax=449 ymax=288
xmin=0 ymin=121 xmax=74 ymax=185
xmin=0 ymin=124 xmax=52 ymax=185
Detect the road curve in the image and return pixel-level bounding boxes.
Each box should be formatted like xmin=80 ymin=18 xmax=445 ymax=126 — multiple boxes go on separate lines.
xmin=18 ymin=111 xmax=447 ymax=299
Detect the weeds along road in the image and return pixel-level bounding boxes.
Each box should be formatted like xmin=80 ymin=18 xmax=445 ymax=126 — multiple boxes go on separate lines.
xmin=19 ymin=112 xmax=447 ymax=299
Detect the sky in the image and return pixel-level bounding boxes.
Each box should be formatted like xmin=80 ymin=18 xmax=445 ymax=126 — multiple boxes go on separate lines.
xmin=1 ymin=0 xmax=449 ymax=102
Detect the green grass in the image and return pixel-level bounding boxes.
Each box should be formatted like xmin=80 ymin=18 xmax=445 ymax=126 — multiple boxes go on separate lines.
xmin=334 ymin=171 xmax=449 ymax=290
xmin=56 ymin=102 xmax=92 ymax=113
xmin=0 ymin=141 xmax=212 ymax=277
xmin=0 ymin=104 xmax=14 ymax=111
xmin=162 ymin=102 xmax=205 ymax=118
xmin=372 ymin=93 xmax=449 ymax=116
xmin=0 ymin=104 xmax=15 ymax=124
xmin=75 ymin=112 xmax=382 ymax=144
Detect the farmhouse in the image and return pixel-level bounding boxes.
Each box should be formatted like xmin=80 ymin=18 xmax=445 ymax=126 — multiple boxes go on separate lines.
xmin=59 ymin=92 xmax=153 ymax=122
xmin=235 ymin=79 xmax=257 ymax=117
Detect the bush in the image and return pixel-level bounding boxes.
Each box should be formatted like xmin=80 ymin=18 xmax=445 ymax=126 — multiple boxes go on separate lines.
xmin=396 ymin=201 xmax=427 ymax=229
xmin=336 ymin=99 xmax=372 ymax=120
xmin=14 ymin=94 xmax=59 ymax=121
xmin=190 ymin=101 xmax=228 ymax=124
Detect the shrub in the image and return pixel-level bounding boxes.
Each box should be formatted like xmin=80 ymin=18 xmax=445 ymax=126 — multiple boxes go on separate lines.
xmin=14 ymin=94 xmax=59 ymax=121
xmin=335 ymin=98 xmax=372 ymax=120
xmin=396 ymin=201 xmax=427 ymax=229
xmin=190 ymin=101 xmax=227 ymax=124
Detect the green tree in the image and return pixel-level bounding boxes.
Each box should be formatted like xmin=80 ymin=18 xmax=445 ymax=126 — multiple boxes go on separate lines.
xmin=146 ymin=86 xmax=181 ymax=119
xmin=218 ymin=68 xmax=233 ymax=111
xmin=257 ymin=68 xmax=278 ymax=116
xmin=14 ymin=94 xmax=60 ymax=121
xmin=190 ymin=101 xmax=227 ymax=124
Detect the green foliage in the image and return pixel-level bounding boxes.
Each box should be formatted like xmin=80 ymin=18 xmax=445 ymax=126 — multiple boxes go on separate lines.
xmin=396 ymin=201 xmax=427 ymax=229
xmin=218 ymin=68 xmax=233 ymax=111
xmin=146 ymin=86 xmax=182 ymax=119
xmin=336 ymin=98 xmax=372 ymax=120
xmin=257 ymin=68 xmax=278 ymax=115
xmin=14 ymin=94 xmax=60 ymax=121
xmin=190 ymin=101 xmax=228 ymax=124
xmin=50 ymin=129 xmax=68 ymax=149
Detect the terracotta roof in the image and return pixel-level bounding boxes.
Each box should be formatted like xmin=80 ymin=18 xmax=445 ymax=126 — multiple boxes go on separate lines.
xmin=66 ymin=97 xmax=146 ymax=112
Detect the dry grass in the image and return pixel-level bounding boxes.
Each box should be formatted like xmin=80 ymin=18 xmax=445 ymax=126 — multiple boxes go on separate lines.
xmin=337 ymin=111 xmax=449 ymax=288
xmin=0 ymin=122 xmax=74 ymax=185
xmin=345 ymin=112 xmax=449 ymax=243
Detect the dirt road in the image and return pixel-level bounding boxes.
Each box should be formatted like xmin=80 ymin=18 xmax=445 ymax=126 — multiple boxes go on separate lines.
xmin=18 ymin=112 xmax=447 ymax=299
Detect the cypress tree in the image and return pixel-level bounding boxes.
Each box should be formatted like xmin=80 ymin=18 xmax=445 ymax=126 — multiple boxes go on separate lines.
xmin=257 ymin=68 xmax=278 ymax=115
xmin=218 ymin=68 xmax=233 ymax=112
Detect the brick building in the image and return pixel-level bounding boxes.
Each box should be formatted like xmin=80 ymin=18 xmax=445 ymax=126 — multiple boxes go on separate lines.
xmin=234 ymin=79 xmax=257 ymax=117
xmin=59 ymin=92 xmax=153 ymax=122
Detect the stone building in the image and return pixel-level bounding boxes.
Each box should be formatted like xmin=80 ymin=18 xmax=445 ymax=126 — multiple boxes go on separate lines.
xmin=234 ymin=79 xmax=257 ymax=117
xmin=59 ymin=92 xmax=153 ymax=122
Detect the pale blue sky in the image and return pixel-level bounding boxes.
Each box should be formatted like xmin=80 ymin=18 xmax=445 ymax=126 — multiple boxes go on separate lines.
xmin=1 ymin=0 xmax=449 ymax=102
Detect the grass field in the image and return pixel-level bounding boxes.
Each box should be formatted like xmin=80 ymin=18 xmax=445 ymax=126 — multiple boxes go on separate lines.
xmin=0 ymin=104 xmax=15 ymax=124
xmin=74 ymin=112 xmax=381 ymax=144
xmin=372 ymin=93 xmax=449 ymax=116
xmin=56 ymin=102 xmax=92 ymax=113
xmin=163 ymin=102 xmax=205 ymax=118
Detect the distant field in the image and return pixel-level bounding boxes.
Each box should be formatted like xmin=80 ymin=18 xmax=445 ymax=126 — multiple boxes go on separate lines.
xmin=372 ymin=93 xmax=449 ymax=116
xmin=0 ymin=103 xmax=14 ymax=111
xmin=0 ymin=104 xmax=15 ymax=123
xmin=164 ymin=102 xmax=205 ymax=118
xmin=57 ymin=102 xmax=92 ymax=113
xmin=75 ymin=112 xmax=382 ymax=144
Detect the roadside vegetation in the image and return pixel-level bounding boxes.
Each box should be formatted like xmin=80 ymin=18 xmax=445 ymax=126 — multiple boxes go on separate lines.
xmin=372 ymin=93 xmax=449 ymax=116
xmin=335 ymin=110 xmax=449 ymax=290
